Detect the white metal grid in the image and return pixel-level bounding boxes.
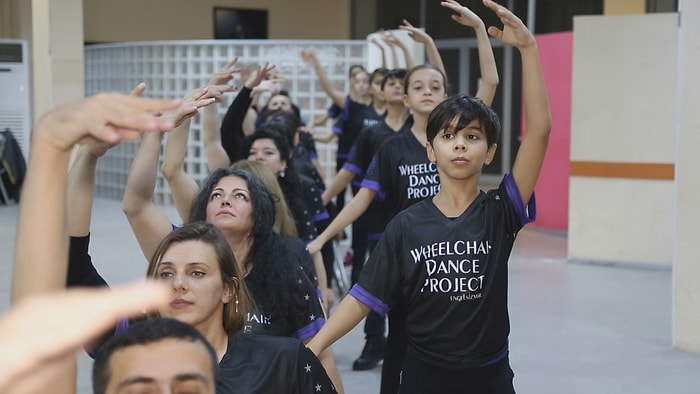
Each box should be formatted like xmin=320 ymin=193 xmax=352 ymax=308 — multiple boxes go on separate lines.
xmin=85 ymin=40 xmax=367 ymax=205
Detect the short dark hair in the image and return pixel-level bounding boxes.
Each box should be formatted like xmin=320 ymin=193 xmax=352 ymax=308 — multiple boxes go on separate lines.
xmin=381 ymin=68 xmax=408 ymax=90
xmin=426 ymin=94 xmax=501 ymax=147
xmin=92 ymin=318 xmax=217 ymax=394
xmin=242 ymin=127 xmax=292 ymax=162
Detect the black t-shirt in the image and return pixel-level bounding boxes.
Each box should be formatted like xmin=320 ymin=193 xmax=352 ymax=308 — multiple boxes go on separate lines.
xmin=218 ymin=333 xmax=336 ymax=394
xmin=335 ymin=96 xmax=384 ymax=159
xmin=344 ymin=116 xmax=413 ymax=178
xmin=290 ymin=147 xmax=326 ymax=193
xmin=282 ymin=173 xmax=328 ymax=243
xmin=350 ymin=174 xmax=536 ymax=369
xmin=281 ymin=235 xmax=319 ymax=288
xmin=361 ymin=130 xmax=440 ymax=218
xmin=344 ymin=117 xmax=413 ymax=237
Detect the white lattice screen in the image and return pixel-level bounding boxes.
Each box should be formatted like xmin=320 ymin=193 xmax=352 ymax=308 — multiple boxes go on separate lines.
xmin=85 ymin=39 xmax=367 ymax=205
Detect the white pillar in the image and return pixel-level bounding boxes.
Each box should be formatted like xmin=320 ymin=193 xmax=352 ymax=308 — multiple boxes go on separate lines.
xmin=673 ymin=0 xmax=700 ymax=353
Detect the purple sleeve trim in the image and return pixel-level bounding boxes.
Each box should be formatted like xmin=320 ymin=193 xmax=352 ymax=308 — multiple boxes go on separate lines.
xmin=503 ymin=172 xmax=536 ymax=225
xmin=336 ymin=152 xmax=350 ymax=160
xmin=366 ymin=232 xmax=384 ymax=241
xmin=359 ymin=180 xmax=385 ymax=201
xmin=314 ymin=211 xmax=330 ymax=222
xmin=293 ymin=317 xmax=326 ymax=341
xmin=115 ymin=316 xmax=130 ymax=333
xmin=332 ymin=125 xmax=342 ymax=135
xmin=349 ymin=284 xmax=389 ymax=314
xmin=351 ymin=179 xmax=363 ymax=188
xmin=343 ymin=162 xmax=363 ymax=176
xmin=309 ymin=151 xmax=319 ymax=159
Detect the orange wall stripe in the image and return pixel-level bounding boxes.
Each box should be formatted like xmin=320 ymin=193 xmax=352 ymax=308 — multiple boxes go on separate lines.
xmin=570 ymin=161 xmax=675 ymax=180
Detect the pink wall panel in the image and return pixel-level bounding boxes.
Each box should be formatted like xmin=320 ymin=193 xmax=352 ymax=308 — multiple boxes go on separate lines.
xmin=527 ymin=32 xmax=572 ymax=232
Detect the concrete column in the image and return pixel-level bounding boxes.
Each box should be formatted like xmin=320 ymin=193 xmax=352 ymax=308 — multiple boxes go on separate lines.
xmin=673 ymin=0 xmax=700 ymax=353
xmin=28 ymin=0 xmax=84 ymax=124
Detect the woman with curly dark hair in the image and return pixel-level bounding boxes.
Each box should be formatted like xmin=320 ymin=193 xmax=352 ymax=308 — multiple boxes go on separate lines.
xmin=123 ymin=131 xmax=344 ymax=392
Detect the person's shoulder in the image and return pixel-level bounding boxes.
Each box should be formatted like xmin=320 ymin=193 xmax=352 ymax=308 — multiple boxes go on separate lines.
xmin=279 ymin=236 xmax=308 ymax=258
xmin=239 ymin=333 xmax=304 ymax=354
xmin=375 ymin=131 xmax=412 ymax=155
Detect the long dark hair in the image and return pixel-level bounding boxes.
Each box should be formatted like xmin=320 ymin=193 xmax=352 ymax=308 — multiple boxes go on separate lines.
xmin=188 ymin=168 xmax=306 ymax=328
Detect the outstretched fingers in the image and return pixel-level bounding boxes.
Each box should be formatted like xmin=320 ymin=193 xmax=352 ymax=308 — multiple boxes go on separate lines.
xmin=38 ymin=93 xmax=180 ymax=150
xmin=483 ymin=0 xmax=534 ymax=49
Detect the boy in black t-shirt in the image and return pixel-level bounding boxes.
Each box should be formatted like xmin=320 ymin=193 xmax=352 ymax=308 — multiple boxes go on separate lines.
xmin=308 ymin=1 xmax=551 ymax=392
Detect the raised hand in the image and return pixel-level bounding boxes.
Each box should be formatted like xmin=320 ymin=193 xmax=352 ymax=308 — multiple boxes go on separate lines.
xmin=0 ymin=282 xmax=169 ymax=392
xmin=368 ymin=33 xmax=383 ymax=48
xmin=209 ymin=57 xmax=240 ymax=85
xmin=441 ymin=0 xmax=485 ymax=29
xmin=399 ymin=19 xmax=433 ymax=44
xmin=382 ymin=30 xmax=401 ymax=46
xmin=241 ymin=62 xmax=276 ymax=90
xmin=33 ymin=93 xmax=179 ymax=152
xmin=483 ymin=0 xmax=536 ymax=50
xmin=300 ymin=49 xmax=320 ymax=66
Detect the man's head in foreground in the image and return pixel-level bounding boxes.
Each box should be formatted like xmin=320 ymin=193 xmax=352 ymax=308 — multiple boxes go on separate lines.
xmin=92 ymin=318 xmax=217 ymax=394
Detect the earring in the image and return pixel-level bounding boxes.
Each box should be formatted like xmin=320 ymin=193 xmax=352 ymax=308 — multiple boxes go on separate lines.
xmin=279 ymin=169 xmax=286 ymax=178
xmin=235 ymin=294 xmax=240 ymax=313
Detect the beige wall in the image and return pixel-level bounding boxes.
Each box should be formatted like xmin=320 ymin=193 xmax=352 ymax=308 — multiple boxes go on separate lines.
xmin=83 ymin=0 xmax=350 ymax=42
xmin=569 ymin=13 xmax=678 ymax=267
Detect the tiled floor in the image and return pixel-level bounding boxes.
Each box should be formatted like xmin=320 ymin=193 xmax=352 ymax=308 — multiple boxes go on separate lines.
xmin=2 ymin=199 xmax=700 ymax=393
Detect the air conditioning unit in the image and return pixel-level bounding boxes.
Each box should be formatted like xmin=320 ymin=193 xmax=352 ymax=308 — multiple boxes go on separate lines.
xmin=0 ymin=40 xmax=31 ymax=159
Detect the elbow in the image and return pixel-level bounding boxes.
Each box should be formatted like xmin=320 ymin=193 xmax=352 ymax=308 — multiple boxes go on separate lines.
xmin=122 ymin=189 xmax=144 ymax=218
xmin=122 ymin=198 xmax=138 ymax=218
xmin=160 ymin=161 xmax=180 ymax=182
xmin=484 ymin=77 xmax=499 ymax=90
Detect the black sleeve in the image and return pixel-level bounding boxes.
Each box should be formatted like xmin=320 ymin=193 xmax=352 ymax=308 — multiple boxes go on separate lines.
xmin=296 ymin=343 xmax=338 ymax=394
xmin=66 ymin=234 xmax=109 ymax=288
xmin=220 ymin=87 xmax=253 ymax=163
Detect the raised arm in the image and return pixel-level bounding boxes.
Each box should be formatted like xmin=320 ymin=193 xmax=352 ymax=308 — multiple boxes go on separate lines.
xmin=301 ymin=49 xmax=347 ymax=109
xmin=220 ymin=63 xmax=276 ymax=162
xmin=400 ymin=19 xmax=446 ymax=76
xmin=442 ymin=0 xmax=499 ymax=105
xmin=8 ymin=93 xmax=176 ymax=394
xmin=383 ymin=30 xmax=415 ymax=70
xmin=484 ymin=0 xmax=550 ymax=202
xmin=13 ymin=93 xmax=178 ymax=302
xmin=67 ymin=144 xmax=115 ymax=238
xmin=161 ymin=86 xmax=230 ymax=221
xmin=368 ymin=34 xmax=388 ymax=69
xmin=159 ymin=119 xmax=199 ymax=222
xmin=306 ymin=187 xmax=376 ymax=255
xmin=66 ymin=143 xmax=117 ymax=290
xmin=122 ymin=130 xmax=174 ymax=261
